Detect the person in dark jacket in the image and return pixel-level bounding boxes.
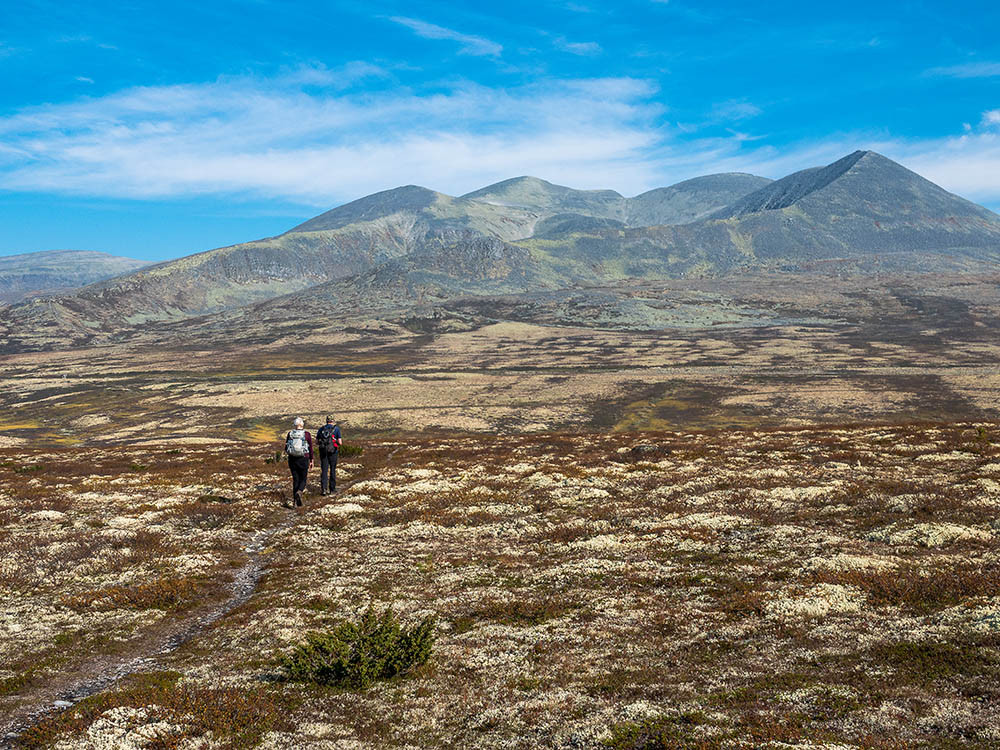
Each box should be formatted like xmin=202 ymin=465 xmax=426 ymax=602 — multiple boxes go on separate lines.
xmin=316 ymin=415 xmax=342 ymax=495
xmin=284 ymin=417 xmax=313 ymax=507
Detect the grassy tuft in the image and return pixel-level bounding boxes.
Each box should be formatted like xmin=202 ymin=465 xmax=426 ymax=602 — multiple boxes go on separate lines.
xmin=60 ymin=577 xmax=199 ymax=612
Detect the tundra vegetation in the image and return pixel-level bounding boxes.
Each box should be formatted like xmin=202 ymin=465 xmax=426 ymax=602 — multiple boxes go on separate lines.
xmin=2 ymin=422 xmax=999 ymax=748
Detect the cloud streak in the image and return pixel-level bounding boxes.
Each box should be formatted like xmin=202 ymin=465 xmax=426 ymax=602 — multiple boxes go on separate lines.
xmin=0 ymin=74 xmax=665 ymax=203
xmin=389 ymin=17 xmax=502 ymax=57
xmin=926 ymin=61 xmax=1000 ymax=78
xmin=554 ymin=37 xmax=602 ymax=56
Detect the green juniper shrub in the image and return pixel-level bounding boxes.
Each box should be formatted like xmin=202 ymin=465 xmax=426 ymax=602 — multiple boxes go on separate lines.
xmin=604 ymin=712 xmax=709 ymax=749
xmin=339 ymin=443 xmax=364 ymax=458
xmin=280 ymin=607 xmax=435 ymax=690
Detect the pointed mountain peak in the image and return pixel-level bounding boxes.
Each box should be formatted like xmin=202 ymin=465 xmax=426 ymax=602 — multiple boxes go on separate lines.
xmin=289 ymin=184 xmax=445 ymax=233
xmin=712 ymin=151 xmax=897 ymax=218
xmin=460 ymin=176 xmax=626 ymax=223
xmin=712 ymin=149 xmax=999 ymax=223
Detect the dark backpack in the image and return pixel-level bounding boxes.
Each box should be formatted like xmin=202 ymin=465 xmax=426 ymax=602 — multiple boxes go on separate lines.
xmin=318 ymin=424 xmax=339 ymax=453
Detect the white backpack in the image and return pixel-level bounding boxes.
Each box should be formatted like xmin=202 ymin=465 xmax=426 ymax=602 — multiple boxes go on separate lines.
xmin=286 ymin=429 xmax=308 ymax=457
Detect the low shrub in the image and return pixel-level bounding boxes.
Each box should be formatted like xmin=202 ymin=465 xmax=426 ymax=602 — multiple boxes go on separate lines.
xmin=19 ymin=670 xmax=291 ymax=749
xmin=604 ymin=712 xmax=708 ymax=749
xmin=339 ymin=443 xmax=364 ymax=458
xmin=198 ymin=493 xmax=237 ymax=504
xmin=812 ymin=564 xmax=1000 ymax=614
xmin=280 ymin=607 xmax=435 ymax=690
xmin=868 ymin=638 xmax=1000 ymax=685
xmin=61 ymin=577 xmax=199 ymax=612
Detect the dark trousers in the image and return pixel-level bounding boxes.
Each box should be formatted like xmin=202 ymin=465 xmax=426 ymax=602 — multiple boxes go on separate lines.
xmin=320 ymin=450 xmax=338 ymax=492
xmin=288 ymin=456 xmax=309 ymax=504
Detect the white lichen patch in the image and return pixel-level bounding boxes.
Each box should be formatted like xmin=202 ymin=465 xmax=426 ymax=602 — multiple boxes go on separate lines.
xmin=869 ymin=522 xmax=992 ymax=547
xmin=802 ymin=553 xmax=898 ymax=572
xmin=5 ymin=423 xmax=1000 ymax=748
xmin=319 ymin=502 xmax=365 ymax=516
xmin=765 ymin=584 xmax=866 ymax=620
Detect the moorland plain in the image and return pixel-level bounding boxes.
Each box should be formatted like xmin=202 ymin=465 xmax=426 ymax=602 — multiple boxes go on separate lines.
xmin=2 ymin=424 xmax=999 ymax=747
xmin=1 ymin=273 xmax=999 ymax=450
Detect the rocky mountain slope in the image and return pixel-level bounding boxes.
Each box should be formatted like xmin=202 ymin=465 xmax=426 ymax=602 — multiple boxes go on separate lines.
xmin=2 ymin=151 xmax=999 ymax=351
xmin=710 ymin=150 xmax=1000 ymax=260
xmin=0 ymin=250 xmax=148 ymax=304
xmin=626 ymin=173 xmax=773 ymax=226
xmin=0 ymin=173 xmax=771 ymax=346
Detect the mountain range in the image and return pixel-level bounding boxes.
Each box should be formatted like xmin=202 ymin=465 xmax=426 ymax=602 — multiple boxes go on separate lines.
xmin=0 ymin=250 xmax=148 ymax=305
xmin=3 ymin=150 xmax=999 ymax=351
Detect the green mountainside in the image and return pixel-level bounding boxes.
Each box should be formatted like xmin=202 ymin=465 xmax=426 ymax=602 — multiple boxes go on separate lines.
xmin=0 ymin=250 xmax=149 ymax=304
xmin=2 ymin=151 xmax=999 ymax=351
xmin=0 ymin=171 xmax=770 ymax=346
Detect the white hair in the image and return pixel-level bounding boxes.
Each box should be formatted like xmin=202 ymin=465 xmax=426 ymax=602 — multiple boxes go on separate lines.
xmin=293 ymin=417 xmax=304 ymax=429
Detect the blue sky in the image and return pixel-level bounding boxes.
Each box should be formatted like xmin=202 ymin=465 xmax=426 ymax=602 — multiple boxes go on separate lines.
xmin=1 ymin=0 xmax=999 ymax=260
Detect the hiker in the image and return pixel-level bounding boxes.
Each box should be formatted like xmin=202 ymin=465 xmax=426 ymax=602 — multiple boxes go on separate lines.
xmin=284 ymin=417 xmax=313 ymax=507
xmin=316 ymin=415 xmax=342 ymax=495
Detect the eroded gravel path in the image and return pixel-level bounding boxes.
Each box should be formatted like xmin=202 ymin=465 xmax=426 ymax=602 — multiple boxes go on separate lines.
xmin=1 ymin=499 xmax=300 ymax=746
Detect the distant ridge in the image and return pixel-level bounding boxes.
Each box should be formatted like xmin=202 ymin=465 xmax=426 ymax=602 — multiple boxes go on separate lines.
xmin=290 ymin=185 xmax=441 ymax=232
xmin=628 ymin=173 xmax=773 ymax=226
xmin=462 ymin=176 xmax=626 ymax=219
xmin=0 ymin=250 xmax=149 ymax=304
xmin=3 ymin=150 xmax=999 ymax=352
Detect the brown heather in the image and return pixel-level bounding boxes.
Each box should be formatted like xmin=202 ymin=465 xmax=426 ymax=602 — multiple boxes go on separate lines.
xmin=1 ymin=422 xmax=999 ymax=747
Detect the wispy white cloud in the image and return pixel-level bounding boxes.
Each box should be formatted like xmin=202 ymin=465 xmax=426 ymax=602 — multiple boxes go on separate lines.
xmin=56 ymin=34 xmax=117 ymax=51
xmin=74 ymin=76 xmax=94 ymax=84
xmin=554 ymin=37 xmax=602 ymax=56
xmin=926 ymin=61 xmax=1000 ymax=78
xmin=711 ymin=99 xmax=762 ymax=122
xmin=274 ymin=62 xmax=390 ymax=89
xmin=0 ymin=71 xmax=997 ymax=210
xmin=0 ymin=73 xmax=663 ymax=202
xmin=389 ymin=17 xmax=502 ymax=57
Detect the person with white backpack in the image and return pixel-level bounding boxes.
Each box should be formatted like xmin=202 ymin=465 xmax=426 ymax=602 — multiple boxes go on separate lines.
xmin=284 ymin=417 xmax=313 ymax=507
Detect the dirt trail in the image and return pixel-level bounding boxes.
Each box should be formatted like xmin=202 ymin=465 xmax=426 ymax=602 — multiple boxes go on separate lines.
xmin=0 ymin=486 xmax=333 ymax=746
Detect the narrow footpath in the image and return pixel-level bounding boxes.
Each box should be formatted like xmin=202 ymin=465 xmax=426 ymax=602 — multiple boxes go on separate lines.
xmin=0 ymin=481 xmax=346 ymax=746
